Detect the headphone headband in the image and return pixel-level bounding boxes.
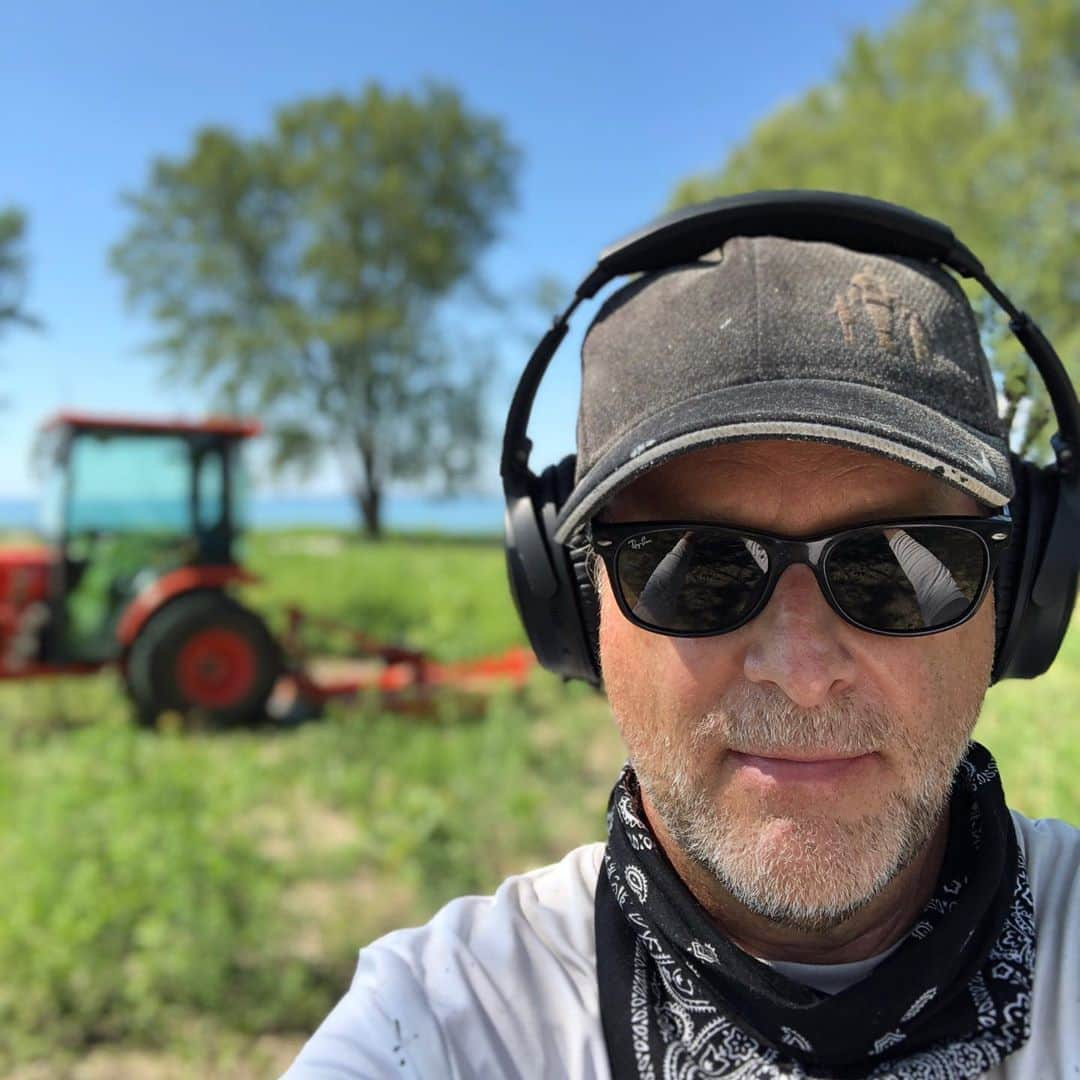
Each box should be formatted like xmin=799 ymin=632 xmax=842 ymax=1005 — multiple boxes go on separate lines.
xmin=501 ymin=190 xmax=1079 ymax=488
xmin=581 ymin=190 xmax=984 ymax=297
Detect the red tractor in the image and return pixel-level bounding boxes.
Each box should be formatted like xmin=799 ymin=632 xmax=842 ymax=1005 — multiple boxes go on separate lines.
xmin=0 ymin=412 xmax=532 ymax=727
xmin=0 ymin=413 xmax=282 ymax=725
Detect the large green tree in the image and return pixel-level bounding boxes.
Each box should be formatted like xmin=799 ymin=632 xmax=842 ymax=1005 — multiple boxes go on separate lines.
xmin=112 ymin=83 xmax=519 ymax=536
xmin=672 ymin=0 xmax=1078 ymax=454
xmin=0 ymin=207 xmax=39 ymax=343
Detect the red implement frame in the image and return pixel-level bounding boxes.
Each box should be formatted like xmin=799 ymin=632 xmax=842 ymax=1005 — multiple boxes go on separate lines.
xmin=273 ymin=606 xmax=534 ymax=717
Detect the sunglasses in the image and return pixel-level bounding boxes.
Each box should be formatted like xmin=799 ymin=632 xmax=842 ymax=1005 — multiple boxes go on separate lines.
xmin=589 ymin=514 xmax=1013 ymax=638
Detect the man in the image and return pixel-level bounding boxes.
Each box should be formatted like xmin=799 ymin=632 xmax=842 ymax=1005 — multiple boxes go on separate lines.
xmin=284 ymin=219 xmax=1078 ymax=1078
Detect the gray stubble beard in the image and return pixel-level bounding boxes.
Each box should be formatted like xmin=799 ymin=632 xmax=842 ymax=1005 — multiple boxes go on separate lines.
xmin=627 ymin=684 xmax=980 ymax=932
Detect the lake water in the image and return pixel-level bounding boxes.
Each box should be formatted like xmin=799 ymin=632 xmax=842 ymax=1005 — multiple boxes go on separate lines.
xmin=0 ymin=493 xmax=505 ymax=535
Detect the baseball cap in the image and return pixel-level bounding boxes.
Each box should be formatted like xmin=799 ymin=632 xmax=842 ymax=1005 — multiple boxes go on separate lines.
xmin=552 ymin=235 xmax=1014 ymax=545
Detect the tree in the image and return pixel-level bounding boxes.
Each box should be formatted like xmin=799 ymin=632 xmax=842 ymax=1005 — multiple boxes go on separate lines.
xmin=671 ymin=0 xmax=1078 ymax=455
xmin=112 ymin=83 xmax=519 ymax=537
xmin=0 ymin=207 xmax=40 ymax=342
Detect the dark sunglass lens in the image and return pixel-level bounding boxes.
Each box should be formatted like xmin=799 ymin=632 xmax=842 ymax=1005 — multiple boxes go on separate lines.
xmin=827 ymin=526 xmax=988 ymax=632
xmin=615 ymin=529 xmax=769 ymax=632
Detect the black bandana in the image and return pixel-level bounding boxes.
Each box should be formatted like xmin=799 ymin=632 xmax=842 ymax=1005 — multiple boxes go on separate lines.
xmin=595 ymin=742 xmax=1035 ymax=1078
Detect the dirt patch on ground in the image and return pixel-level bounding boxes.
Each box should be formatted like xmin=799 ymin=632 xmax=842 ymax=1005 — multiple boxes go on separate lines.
xmin=281 ymin=870 xmax=417 ymax=963
xmin=247 ymin=796 xmax=361 ymax=863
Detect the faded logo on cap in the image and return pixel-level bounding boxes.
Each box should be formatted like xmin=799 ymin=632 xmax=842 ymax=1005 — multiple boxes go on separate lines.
xmin=833 ymin=269 xmax=938 ymax=365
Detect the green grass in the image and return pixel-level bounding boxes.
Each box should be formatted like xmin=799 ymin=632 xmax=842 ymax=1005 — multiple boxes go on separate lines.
xmin=0 ymin=530 xmax=1074 ymax=1075
xmin=976 ymin=611 xmax=1080 ymax=820
xmin=0 ymin=675 xmax=618 ymax=1072
xmin=242 ymin=530 xmax=523 ymax=660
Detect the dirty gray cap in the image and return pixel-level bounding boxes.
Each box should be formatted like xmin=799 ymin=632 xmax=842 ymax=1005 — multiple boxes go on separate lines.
xmin=552 ymin=235 xmax=1013 ymax=544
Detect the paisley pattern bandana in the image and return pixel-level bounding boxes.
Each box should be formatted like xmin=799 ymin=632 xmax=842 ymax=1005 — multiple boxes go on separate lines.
xmin=594 ymin=742 xmax=1034 ymax=1079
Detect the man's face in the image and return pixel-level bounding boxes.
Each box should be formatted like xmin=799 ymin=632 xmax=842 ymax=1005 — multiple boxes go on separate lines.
xmin=598 ymin=440 xmax=995 ymax=931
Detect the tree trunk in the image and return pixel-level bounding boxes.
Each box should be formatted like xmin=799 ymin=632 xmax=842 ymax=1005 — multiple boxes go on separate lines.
xmin=352 ymin=484 xmax=382 ymax=540
xmin=350 ymin=427 xmax=384 ymax=539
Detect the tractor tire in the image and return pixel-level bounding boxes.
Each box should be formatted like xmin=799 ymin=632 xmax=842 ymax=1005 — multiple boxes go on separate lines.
xmin=126 ymin=591 xmax=281 ymax=728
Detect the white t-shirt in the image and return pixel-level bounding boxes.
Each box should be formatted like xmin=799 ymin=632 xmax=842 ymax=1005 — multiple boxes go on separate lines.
xmin=282 ymin=813 xmax=1079 ymax=1079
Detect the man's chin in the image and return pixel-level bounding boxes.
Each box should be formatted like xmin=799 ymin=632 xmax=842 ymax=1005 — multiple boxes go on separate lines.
xmin=675 ymin=807 xmax=931 ymax=932
xmin=710 ymin=839 xmax=896 ymax=933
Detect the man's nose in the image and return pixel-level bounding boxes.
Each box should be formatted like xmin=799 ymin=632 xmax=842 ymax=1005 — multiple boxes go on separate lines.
xmin=742 ymin=564 xmax=857 ymax=708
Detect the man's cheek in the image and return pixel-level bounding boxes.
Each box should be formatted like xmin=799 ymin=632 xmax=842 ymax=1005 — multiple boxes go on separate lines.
xmin=601 ymin=628 xmax=708 ymax=761
xmin=598 ymin=595 xmax=651 ymax=713
xmin=600 ymin=587 xmax=738 ymax=718
xmin=598 ymin=593 xmax=673 ymax=742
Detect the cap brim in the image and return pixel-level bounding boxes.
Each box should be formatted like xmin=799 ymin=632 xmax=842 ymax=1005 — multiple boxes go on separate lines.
xmin=553 ymin=379 xmax=1013 ymax=544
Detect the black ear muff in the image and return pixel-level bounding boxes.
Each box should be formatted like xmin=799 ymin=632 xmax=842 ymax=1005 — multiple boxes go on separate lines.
xmin=993 ymin=456 xmax=1079 ymax=681
xmin=504 ymin=455 xmax=601 ymax=685
xmin=992 ymin=456 xmax=1030 ymax=679
xmin=555 ymin=456 xmax=601 ymax=680
xmin=565 ymin=531 xmax=600 ymax=675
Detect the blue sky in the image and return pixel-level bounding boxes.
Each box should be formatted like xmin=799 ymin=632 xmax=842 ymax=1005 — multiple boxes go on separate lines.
xmin=1 ymin=0 xmax=912 ymax=498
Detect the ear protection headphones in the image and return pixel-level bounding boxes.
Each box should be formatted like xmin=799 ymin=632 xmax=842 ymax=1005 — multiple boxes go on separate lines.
xmin=501 ymin=191 xmax=1079 ymax=686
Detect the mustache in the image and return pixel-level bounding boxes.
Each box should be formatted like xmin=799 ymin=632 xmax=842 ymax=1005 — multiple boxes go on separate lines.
xmin=688 ymin=684 xmax=898 ymax=758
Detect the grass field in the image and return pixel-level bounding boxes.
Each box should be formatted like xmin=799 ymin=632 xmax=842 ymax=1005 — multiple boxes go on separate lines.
xmin=0 ymin=530 xmax=1075 ymax=1077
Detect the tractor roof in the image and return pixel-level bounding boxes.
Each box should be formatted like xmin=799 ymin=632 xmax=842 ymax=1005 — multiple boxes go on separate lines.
xmin=43 ymin=411 xmax=261 ymax=439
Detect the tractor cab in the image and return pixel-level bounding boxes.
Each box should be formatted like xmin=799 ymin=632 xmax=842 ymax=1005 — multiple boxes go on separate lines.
xmin=0 ymin=411 xmax=531 ymax=727
xmin=37 ymin=413 xmax=258 ymax=664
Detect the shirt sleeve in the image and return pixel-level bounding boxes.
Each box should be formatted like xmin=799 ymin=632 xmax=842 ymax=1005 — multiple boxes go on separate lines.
xmin=279 ymin=944 xmax=453 ymax=1079
xmin=278 ymin=845 xmax=608 ymax=1080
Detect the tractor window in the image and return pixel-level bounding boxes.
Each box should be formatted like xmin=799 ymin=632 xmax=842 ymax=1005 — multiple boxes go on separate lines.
xmin=40 ymin=463 xmax=65 ymax=539
xmin=67 ymin=434 xmax=192 ymax=533
xmin=36 ymin=428 xmax=67 ymax=539
xmin=195 ymin=448 xmax=226 ymax=534
xmin=230 ymin=446 xmax=250 ymax=532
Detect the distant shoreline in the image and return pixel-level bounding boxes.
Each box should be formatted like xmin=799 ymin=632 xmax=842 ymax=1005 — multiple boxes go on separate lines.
xmin=0 ymin=493 xmax=505 ymax=535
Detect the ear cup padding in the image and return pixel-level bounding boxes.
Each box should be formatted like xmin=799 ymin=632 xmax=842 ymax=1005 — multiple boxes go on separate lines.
xmin=993 ymin=457 xmax=1077 ymax=681
xmin=550 ymin=459 xmax=599 ymax=662
xmin=992 ymin=456 xmax=1031 ymax=680
xmin=503 ymin=457 xmax=600 ymax=685
xmin=548 ymin=456 xmax=602 ymax=683
xmin=565 ymin=528 xmax=600 ymax=676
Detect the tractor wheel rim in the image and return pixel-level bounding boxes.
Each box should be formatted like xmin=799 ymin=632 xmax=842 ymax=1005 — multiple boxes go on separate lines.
xmin=174 ymin=627 xmax=258 ymax=709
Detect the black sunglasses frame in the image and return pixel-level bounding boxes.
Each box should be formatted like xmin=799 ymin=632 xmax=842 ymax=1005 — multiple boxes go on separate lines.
xmin=589 ymin=513 xmax=1014 ymax=639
